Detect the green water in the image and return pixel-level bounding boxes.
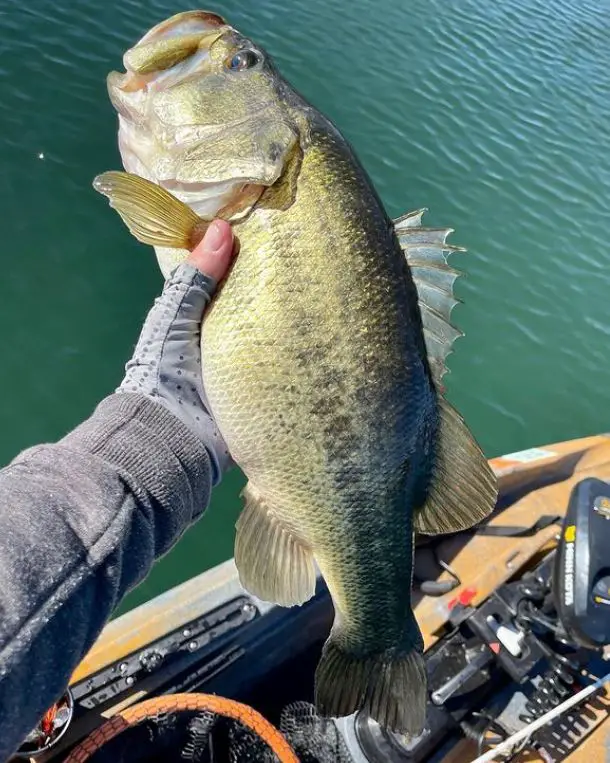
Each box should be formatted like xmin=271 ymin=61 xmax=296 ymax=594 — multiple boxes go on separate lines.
xmin=1 ymin=0 xmax=609 ymax=615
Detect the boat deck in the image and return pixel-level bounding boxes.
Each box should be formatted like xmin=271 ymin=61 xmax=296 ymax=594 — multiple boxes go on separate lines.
xmin=62 ymin=434 xmax=610 ymax=763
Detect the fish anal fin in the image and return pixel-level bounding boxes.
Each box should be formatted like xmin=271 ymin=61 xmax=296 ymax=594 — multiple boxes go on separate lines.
xmin=394 ymin=209 xmax=464 ymax=386
xmin=415 ymin=398 xmax=498 ymax=535
xmin=93 ymin=171 xmax=205 ymax=249
xmin=235 ymin=483 xmax=316 ymax=607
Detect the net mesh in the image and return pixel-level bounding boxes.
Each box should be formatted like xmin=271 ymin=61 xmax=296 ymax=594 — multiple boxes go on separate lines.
xmin=280 ymin=702 xmax=353 ymax=763
xmin=81 ymin=700 xmax=355 ymax=763
xmin=180 ymin=702 xmax=354 ymax=762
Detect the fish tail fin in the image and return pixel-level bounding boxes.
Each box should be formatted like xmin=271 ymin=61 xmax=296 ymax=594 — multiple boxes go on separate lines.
xmin=315 ymin=638 xmax=427 ymax=735
xmin=93 ymin=171 xmax=204 ymax=249
xmin=414 ymin=397 xmax=497 ymax=535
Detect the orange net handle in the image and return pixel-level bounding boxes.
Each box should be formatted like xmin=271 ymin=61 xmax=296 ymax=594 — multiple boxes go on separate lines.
xmin=63 ymin=692 xmax=299 ymax=763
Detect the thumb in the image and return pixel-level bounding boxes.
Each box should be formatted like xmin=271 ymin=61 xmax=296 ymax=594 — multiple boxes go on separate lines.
xmin=187 ymin=220 xmax=235 ymax=282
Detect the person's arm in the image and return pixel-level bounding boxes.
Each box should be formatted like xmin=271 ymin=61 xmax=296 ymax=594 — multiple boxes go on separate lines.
xmin=0 ymin=221 xmax=235 ymax=761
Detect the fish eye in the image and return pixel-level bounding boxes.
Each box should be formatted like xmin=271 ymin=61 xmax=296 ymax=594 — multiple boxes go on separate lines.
xmin=227 ymin=49 xmax=260 ymax=71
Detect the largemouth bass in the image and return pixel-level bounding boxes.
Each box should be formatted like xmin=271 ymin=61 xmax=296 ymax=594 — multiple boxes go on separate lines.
xmin=94 ymin=10 xmax=497 ymax=735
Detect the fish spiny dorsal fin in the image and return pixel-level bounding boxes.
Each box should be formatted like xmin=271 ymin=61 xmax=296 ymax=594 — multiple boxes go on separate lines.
xmin=394 ymin=210 xmax=464 ymax=387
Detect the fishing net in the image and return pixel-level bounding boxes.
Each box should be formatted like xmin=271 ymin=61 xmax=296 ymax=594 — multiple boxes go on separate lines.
xmin=62 ymin=694 xmax=355 ymax=763
xmin=279 ymin=702 xmax=353 ymax=763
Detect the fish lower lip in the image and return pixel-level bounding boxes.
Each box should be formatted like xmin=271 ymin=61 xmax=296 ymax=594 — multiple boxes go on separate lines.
xmin=160 ymin=179 xmax=213 ymax=193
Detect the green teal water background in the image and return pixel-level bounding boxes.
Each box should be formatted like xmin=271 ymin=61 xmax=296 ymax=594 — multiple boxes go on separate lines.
xmin=1 ymin=0 xmax=609 ymax=614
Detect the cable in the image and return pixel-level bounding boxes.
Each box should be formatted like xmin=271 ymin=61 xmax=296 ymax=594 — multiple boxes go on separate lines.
xmin=516 ymin=599 xmax=564 ymax=637
xmin=469 ymin=671 xmax=610 ymax=763
xmin=460 ymin=714 xmax=505 ymax=756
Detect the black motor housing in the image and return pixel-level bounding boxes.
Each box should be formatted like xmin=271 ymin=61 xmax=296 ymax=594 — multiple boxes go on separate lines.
xmin=554 ymin=477 xmax=610 ymax=648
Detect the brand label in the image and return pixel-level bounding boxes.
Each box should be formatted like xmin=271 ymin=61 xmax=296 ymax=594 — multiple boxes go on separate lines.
xmin=500 ymin=448 xmax=556 ymax=464
xmin=563 ymin=524 xmax=576 ymax=607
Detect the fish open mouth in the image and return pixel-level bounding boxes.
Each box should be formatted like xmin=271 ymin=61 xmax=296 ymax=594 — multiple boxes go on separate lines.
xmin=107 ymin=9 xmax=230 ymax=116
xmin=115 ymin=11 xmax=228 ymax=93
xmin=107 ymin=10 xmax=244 ymax=219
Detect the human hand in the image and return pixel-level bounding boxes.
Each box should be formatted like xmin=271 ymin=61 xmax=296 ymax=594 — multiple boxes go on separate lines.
xmin=117 ymin=220 xmax=235 ymax=482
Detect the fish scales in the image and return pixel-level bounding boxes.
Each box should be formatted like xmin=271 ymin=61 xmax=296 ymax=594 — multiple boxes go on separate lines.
xmin=205 ymin=123 xmax=434 ymax=641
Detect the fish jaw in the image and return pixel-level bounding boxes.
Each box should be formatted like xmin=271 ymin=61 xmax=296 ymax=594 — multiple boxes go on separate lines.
xmin=108 ymin=13 xmax=241 ymax=223
xmin=105 ymin=10 xmax=299 ymax=276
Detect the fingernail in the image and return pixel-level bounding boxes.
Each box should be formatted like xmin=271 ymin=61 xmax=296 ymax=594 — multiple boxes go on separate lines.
xmin=205 ymin=221 xmax=225 ymax=253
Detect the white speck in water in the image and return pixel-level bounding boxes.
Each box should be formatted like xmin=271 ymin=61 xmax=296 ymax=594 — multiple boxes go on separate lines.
xmin=38 ymin=152 xmax=45 ymax=160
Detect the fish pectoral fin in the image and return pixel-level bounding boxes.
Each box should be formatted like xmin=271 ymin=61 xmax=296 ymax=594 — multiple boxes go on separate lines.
xmin=393 ymin=210 xmax=463 ymax=386
xmin=93 ymin=171 xmax=204 ymax=249
xmin=315 ymin=638 xmax=427 ymax=735
xmin=414 ymin=398 xmax=498 ymax=535
xmin=234 ymin=483 xmax=316 ymax=607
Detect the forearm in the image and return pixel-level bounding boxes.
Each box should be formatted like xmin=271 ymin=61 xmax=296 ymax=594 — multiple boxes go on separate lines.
xmin=0 ymin=392 xmax=214 ymax=761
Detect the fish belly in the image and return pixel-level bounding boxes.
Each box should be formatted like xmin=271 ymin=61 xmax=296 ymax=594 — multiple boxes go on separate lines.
xmin=201 ymin=129 xmax=434 ymax=514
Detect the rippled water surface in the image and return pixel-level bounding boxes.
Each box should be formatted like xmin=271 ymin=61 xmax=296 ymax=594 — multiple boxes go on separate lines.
xmin=1 ymin=0 xmax=609 ymax=612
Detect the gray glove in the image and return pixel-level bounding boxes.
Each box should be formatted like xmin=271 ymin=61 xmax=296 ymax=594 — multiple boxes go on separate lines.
xmin=117 ymin=263 xmax=231 ymax=483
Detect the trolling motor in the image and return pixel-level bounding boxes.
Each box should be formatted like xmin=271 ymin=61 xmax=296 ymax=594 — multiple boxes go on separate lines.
xmin=454 ymin=477 xmax=610 ymax=760
xmin=554 ymin=477 xmax=610 ymax=647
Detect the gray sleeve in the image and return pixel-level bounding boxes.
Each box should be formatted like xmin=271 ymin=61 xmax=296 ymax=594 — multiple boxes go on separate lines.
xmin=0 ymin=391 xmax=214 ymax=761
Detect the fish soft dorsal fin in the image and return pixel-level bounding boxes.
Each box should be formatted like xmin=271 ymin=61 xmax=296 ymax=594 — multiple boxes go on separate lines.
xmin=414 ymin=397 xmax=497 ymax=534
xmin=393 ymin=210 xmax=463 ymax=386
xmin=395 ymin=211 xmax=498 ymax=534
